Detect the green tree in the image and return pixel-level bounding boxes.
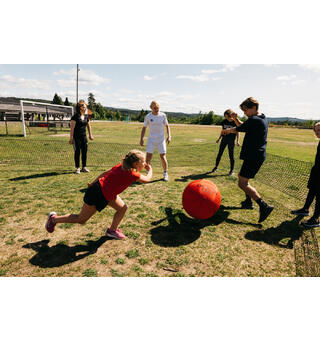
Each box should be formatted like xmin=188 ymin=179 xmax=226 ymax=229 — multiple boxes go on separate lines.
xmin=87 ymin=93 xmax=96 ymax=112
xmin=64 ymin=97 xmax=71 ymax=106
xmin=52 ymin=93 xmax=63 ymax=105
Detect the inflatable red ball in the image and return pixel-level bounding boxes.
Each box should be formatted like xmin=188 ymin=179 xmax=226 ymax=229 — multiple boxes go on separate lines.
xmin=182 ymin=179 xmax=221 ymax=219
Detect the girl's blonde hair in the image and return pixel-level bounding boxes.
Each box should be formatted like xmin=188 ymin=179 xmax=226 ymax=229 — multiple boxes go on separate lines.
xmin=122 ymin=150 xmax=145 ymax=170
xmin=150 ymin=101 xmax=160 ymax=109
xmin=314 ymin=122 xmax=320 ymax=131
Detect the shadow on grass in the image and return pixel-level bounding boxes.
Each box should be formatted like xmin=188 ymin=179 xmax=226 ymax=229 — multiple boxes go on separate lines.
xmin=245 ymin=216 xmax=304 ymax=249
xmin=22 ymin=236 xmax=109 ymax=268
xmin=175 ymin=171 xmax=233 ymax=183
xmin=150 ymin=205 xmax=260 ymax=247
xmin=10 ymin=171 xmax=73 ymax=181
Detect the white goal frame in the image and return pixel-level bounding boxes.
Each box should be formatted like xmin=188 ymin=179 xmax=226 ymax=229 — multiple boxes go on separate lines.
xmin=20 ymin=100 xmax=74 ymax=137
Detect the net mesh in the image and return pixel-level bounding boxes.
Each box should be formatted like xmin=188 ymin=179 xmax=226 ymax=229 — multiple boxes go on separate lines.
xmin=0 ymin=138 xmax=313 ymax=199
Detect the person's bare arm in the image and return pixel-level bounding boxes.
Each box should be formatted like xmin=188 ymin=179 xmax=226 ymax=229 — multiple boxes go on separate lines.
xmin=140 ymin=126 xmax=146 ymax=146
xmin=137 ymin=164 xmax=153 ymax=183
xmin=69 ymin=120 xmax=76 ymax=144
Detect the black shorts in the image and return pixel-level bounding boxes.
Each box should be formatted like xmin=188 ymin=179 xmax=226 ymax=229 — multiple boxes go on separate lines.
xmin=239 ymin=159 xmax=264 ymax=179
xmin=83 ymin=181 xmax=108 ymax=212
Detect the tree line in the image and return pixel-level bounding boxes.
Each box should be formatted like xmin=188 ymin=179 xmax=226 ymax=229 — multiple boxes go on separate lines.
xmin=51 ymin=92 xmax=316 ymax=128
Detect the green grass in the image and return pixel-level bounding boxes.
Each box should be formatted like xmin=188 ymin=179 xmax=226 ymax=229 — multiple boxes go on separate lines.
xmin=0 ymin=122 xmax=319 ymax=277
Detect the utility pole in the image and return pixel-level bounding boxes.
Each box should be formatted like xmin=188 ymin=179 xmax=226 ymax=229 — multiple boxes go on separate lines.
xmin=76 ymin=64 xmax=80 ymax=103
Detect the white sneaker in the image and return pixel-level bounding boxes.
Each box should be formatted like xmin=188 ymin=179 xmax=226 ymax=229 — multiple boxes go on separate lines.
xmin=163 ymin=172 xmax=169 ymax=181
xmin=81 ymin=167 xmax=90 ymax=173
xmin=75 ymin=168 xmax=81 ymax=174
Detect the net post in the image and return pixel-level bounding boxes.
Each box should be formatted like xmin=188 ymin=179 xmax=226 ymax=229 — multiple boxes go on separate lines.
xmin=20 ymin=100 xmax=26 ymax=137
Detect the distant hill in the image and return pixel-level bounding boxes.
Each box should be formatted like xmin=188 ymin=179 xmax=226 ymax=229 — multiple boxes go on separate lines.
xmin=104 ymin=106 xmax=199 ymax=118
xmin=0 ymin=97 xmax=308 ymax=122
xmin=267 ymin=116 xmax=307 ymax=123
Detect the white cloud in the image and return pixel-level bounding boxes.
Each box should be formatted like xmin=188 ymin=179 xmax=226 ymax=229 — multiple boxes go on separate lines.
xmin=299 ymin=64 xmax=320 ymax=72
xmin=176 ymin=74 xmax=210 ymax=82
xmin=144 ymin=75 xmax=154 ymax=81
xmin=54 ymin=67 xmax=111 ymax=87
xmin=277 ymin=74 xmax=297 ymax=81
xmin=0 ymin=75 xmax=51 ymax=89
xmin=201 ymin=64 xmax=240 ymax=74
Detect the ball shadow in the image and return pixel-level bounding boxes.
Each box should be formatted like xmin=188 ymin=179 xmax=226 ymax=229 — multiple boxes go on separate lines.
xmin=150 ymin=205 xmax=236 ymax=247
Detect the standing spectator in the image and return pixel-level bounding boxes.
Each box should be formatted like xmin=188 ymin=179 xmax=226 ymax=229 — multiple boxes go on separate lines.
xmin=69 ymin=100 xmax=94 ymax=174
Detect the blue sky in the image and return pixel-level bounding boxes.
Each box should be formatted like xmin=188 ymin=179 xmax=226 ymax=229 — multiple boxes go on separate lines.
xmin=0 ymin=64 xmax=320 ymax=119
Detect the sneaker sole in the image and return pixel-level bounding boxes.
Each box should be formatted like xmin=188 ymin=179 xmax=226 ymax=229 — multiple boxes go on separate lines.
xmin=258 ymin=206 xmax=274 ymax=223
xmin=302 ymin=222 xmax=320 ymax=228
xmin=291 ymin=211 xmax=309 ymax=216
xmin=106 ymin=232 xmax=125 ymax=240
xmin=45 ymin=211 xmax=56 ymax=233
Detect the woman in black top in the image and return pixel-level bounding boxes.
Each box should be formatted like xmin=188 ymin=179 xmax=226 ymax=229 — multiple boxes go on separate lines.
xmin=291 ymin=122 xmax=320 ymax=228
xmin=212 ymin=109 xmax=240 ymax=176
xmin=69 ymin=100 xmax=94 ymax=174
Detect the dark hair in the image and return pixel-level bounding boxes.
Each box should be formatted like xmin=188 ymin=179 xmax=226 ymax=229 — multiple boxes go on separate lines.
xmin=224 ymin=109 xmax=233 ymax=117
xmin=122 ymin=150 xmax=145 ymax=170
xmin=240 ymin=97 xmax=259 ymax=111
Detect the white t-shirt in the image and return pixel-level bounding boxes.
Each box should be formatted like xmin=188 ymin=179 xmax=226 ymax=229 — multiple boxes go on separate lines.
xmin=143 ymin=112 xmax=168 ymax=140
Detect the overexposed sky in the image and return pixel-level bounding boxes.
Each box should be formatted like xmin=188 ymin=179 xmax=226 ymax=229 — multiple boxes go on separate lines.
xmin=0 ymin=64 xmax=320 ymax=119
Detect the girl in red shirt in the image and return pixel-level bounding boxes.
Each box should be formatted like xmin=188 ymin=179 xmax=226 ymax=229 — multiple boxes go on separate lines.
xmin=45 ymin=150 xmax=152 ymax=239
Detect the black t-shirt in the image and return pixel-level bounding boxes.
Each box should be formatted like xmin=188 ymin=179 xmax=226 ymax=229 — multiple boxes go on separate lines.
xmin=314 ymin=142 xmax=320 ymax=169
xmin=71 ymin=114 xmax=89 ymax=139
xmin=221 ymin=119 xmax=237 ymax=141
xmin=236 ymin=114 xmax=268 ymax=161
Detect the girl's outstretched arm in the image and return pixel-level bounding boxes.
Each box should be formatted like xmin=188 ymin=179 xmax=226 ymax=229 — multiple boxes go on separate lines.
xmin=137 ymin=164 xmax=153 ymax=183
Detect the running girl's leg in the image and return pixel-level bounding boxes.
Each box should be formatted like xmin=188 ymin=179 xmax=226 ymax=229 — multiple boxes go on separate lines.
xmin=107 ymin=195 xmax=128 ymax=231
xmin=160 ymin=153 xmax=168 ymax=172
xmin=54 ymin=203 xmax=97 ymax=225
xmin=146 ymin=153 xmax=153 ymax=165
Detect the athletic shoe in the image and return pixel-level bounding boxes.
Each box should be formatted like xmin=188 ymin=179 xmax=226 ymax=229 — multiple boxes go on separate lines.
xmin=163 ymin=172 xmax=169 ymax=181
xmin=228 ymin=170 xmax=234 ymax=176
xmin=241 ymin=200 xmax=254 ymax=209
xmin=258 ymin=204 xmax=274 ymax=223
xmin=75 ymin=168 xmax=81 ymax=174
xmin=81 ymin=167 xmax=90 ymax=173
xmin=45 ymin=212 xmax=57 ymax=233
xmin=211 ymin=167 xmax=218 ymax=173
xmin=291 ymin=208 xmax=309 ymax=216
xmin=106 ymin=228 xmax=126 ymax=240
xmin=302 ymin=218 xmax=320 ymax=228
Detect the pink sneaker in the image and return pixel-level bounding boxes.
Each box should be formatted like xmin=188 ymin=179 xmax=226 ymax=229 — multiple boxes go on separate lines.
xmin=45 ymin=212 xmax=57 ymax=233
xmin=106 ymin=228 xmax=126 ymax=240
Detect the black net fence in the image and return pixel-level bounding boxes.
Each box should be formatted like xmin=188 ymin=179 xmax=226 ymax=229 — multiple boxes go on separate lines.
xmin=0 ymin=138 xmax=313 ymax=199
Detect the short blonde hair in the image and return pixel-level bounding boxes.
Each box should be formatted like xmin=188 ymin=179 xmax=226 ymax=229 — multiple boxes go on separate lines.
xmin=150 ymin=101 xmax=160 ymax=109
xmin=314 ymin=122 xmax=320 ymax=131
xmin=122 ymin=150 xmax=146 ymax=170
xmin=240 ymin=97 xmax=259 ymax=111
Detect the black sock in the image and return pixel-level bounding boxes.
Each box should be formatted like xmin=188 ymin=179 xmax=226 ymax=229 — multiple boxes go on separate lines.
xmin=245 ymin=195 xmax=252 ymax=203
xmin=256 ymin=198 xmax=266 ymax=209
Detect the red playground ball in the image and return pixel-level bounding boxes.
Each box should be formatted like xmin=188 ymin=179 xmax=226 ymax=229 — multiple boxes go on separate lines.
xmin=182 ymin=179 xmax=221 ymax=219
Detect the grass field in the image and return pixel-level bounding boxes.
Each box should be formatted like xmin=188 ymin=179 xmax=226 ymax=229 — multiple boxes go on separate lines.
xmin=0 ymin=121 xmax=319 ymax=277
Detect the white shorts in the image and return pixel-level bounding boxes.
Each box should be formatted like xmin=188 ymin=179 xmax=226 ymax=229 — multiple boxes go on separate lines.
xmin=146 ymin=138 xmax=166 ymax=154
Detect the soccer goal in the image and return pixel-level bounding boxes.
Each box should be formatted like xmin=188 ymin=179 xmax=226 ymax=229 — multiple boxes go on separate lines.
xmin=20 ymin=100 xmax=74 ymax=137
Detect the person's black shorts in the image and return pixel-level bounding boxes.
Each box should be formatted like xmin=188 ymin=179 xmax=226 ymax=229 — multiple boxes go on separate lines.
xmin=83 ymin=181 xmax=108 ymax=212
xmin=239 ymin=159 xmax=264 ymax=179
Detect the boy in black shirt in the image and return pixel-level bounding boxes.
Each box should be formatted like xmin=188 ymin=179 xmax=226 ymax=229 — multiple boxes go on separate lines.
xmin=222 ymin=97 xmax=273 ymax=223
xmin=212 ymin=109 xmax=240 ymax=176
xmin=291 ymin=122 xmax=320 ymax=228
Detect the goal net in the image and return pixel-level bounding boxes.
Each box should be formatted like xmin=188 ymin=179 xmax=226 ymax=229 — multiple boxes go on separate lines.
xmin=0 ymin=100 xmax=74 ymax=137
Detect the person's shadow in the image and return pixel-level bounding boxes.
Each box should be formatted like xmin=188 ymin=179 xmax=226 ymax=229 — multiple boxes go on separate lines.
xmin=174 ymin=171 xmax=228 ymax=183
xmin=22 ymin=236 xmax=109 ymax=268
xmin=149 ymin=205 xmax=260 ymax=247
xmin=245 ymin=216 xmax=304 ymax=249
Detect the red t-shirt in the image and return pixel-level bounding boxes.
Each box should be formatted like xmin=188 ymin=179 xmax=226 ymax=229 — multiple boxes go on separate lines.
xmin=99 ymin=163 xmax=141 ymax=201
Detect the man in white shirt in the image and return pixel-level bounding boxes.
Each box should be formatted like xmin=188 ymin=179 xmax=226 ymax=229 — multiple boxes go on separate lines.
xmin=140 ymin=101 xmax=171 ymax=181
